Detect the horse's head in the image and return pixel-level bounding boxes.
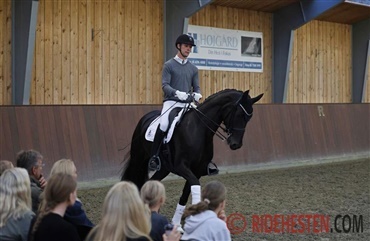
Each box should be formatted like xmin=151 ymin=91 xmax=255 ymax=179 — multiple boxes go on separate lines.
xmin=223 ymin=90 xmax=263 ymax=150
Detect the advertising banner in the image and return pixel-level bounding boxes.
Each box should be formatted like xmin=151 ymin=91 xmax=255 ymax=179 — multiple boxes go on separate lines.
xmin=187 ymin=25 xmax=263 ymax=72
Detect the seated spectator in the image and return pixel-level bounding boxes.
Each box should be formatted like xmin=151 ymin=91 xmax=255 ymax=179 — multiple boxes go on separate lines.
xmin=140 ymin=180 xmax=169 ymax=241
xmin=0 ymin=160 xmax=14 ymax=176
xmin=87 ymin=181 xmax=180 ymax=241
xmin=86 ymin=181 xmax=152 ymax=241
xmin=49 ymin=159 xmax=94 ymax=240
xmin=16 ymin=150 xmax=47 ymax=213
xmin=180 ymin=180 xmax=231 ymax=241
xmin=28 ymin=173 xmax=80 ymax=241
xmin=0 ymin=168 xmax=35 ymax=241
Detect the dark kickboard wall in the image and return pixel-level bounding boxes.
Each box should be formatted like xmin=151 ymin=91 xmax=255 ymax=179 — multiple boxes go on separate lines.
xmin=1 ymin=104 xmax=369 ymax=181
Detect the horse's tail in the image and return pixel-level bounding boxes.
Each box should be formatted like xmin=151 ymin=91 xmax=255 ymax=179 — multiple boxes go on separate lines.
xmin=120 ymin=110 xmax=159 ymax=189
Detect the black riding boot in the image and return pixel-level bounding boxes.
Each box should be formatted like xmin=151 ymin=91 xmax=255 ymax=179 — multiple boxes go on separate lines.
xmin=148 ymin=129 xmax=165 ymax=171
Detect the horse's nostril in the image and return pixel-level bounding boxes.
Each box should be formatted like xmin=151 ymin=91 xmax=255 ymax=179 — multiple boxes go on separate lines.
xmin=230 ymin=143 xmax=242 ymax=150
xmin=230 ymin=144 xmax=238 ymax=150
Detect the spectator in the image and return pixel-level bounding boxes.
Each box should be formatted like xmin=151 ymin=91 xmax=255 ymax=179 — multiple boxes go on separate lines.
xmin=86 ymin=181 xmax=151 ymax=241
xmin=28 ymin=173 xmax=80 ymax=241
xmin=49 ymin=159 xmax=93 ymax=240
xmin=140 ymin=180 xmax=170 ymax=241
xmin=180 ymin=180 xmax=231 ymax=241
xmin=0 ymin=168 xmax=35 ymax=241
xmin=0 ymin=160 xmax=14 ymax=176
xmin=16 ymin=150 xmax=47 ymax=213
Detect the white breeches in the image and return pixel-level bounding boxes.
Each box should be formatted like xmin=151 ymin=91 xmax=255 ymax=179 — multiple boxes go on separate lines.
xmin=159 ymin=100 xmax=187 ymax=132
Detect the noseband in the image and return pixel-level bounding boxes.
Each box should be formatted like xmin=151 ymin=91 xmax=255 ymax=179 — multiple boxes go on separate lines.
xmin=224 ymin=102 xmax=253 ymax=137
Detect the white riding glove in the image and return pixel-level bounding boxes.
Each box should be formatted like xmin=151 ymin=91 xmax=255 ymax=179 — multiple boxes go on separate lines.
xmin=190 ymin=102 xmax=198 ymax=109
xmin=175 ymin=90 xmax=189 ymax=101
xmin=193 ymin=93 xmax=202 ymax=102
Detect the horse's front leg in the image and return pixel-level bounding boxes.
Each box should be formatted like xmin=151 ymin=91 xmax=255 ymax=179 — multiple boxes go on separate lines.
xmin=174 ymin=165 xmax=202 ymax=204
xmin=171 ymin=181 xmax=191 ymax=226
xmin=172 ymin=169 xmax=202 ymax=226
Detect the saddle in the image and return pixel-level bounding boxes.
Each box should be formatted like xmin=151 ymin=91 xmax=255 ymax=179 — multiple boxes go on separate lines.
xmin=145 ymin=106 xmax=189 ymax=143
xmin=145 ymin=104 xmax=219 ymax=176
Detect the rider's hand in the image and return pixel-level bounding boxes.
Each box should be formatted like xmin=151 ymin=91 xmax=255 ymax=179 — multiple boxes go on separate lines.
xmin=193 ymin=93 xmax=202 ymax=102
xmin=175 ymin=90 xmax=189 ymax=101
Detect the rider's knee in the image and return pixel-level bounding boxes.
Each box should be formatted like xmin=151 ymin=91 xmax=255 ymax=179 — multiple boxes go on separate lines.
xmin=159 ymin=122 xmax=168 ymax=132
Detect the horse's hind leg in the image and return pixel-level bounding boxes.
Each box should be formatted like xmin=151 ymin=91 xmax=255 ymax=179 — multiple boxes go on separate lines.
xmin=178 ymin=181 xmax=191 ymax=206
xmin=149 ymin=168 xmax=170 ymax=181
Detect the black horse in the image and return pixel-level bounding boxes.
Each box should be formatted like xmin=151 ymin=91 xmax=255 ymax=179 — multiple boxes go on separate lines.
xmin=121 ymin=89 xmax=263 ymax=223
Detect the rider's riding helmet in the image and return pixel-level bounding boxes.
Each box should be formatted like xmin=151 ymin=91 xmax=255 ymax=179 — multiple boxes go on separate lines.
xmin=175 ymin=34 xmax=196 ymax=48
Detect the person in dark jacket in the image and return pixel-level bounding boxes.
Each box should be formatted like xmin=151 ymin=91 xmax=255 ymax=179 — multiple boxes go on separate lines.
xmin=28 ymin=173 xmax=80 ymax=241
xmin=140 ymin=180 xmax=170 ymax=241
xmin=49 ymin=159 xmax=94 ymax=240
xmin=16 ymin=150 xmax=47 ymax=213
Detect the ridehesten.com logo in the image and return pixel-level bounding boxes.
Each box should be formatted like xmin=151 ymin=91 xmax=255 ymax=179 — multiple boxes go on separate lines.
xmin=226 ymin=213 xmax=364 ymax=235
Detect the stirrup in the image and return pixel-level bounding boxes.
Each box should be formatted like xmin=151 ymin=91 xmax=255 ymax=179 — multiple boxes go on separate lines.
xmin=148 ymin=155 xmax=161 ymax=171
xmin=207 ymin=162 xmax=219 ymax=176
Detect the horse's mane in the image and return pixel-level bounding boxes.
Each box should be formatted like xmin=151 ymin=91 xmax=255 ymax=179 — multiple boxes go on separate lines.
xmin=198 ymin=89 xmax=242 ymax=107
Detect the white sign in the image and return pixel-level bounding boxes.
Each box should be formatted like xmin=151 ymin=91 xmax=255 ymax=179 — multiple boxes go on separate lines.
xmin=187 ymin=25 xmax=263 ymax=72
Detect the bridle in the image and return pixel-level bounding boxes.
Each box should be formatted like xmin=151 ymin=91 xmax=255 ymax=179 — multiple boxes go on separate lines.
xmin=192 ymin=98 xmax=253 ymax=141
xmin=223 ymin=98 xmax=253 ymax=134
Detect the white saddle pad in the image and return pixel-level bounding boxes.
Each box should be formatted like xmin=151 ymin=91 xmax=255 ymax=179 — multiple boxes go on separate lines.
xmin=145 ymin=107 xmax=188 ymax=143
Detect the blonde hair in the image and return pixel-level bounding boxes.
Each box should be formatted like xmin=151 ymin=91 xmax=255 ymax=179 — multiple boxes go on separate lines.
xmin=0 ymin=168 xmax=32 ymax=227
xmin=140 ymin=180 xmax=166 ymax=209
xmin=88 ymin=181 xmax=152 ymax=241
xmin=40 ymin=159 xmax=77 ymax=211
xmin=30 ymin=173 xmax=77 ymax=240
xmin=0 ymin=160 xmax=14 ymax=176
xmin=50 ymin=159 xmax=76 ymax=178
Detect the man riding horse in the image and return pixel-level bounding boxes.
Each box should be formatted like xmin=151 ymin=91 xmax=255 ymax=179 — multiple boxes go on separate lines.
xmin=123 ymin=33 xmax=264 ymax=230
xmin=148 ymin=34 xmax=203 ymax=227
xmin=149 ymin=34 xmax=202 ymax=171
xmin=122 ymin=88 xmax=263 ymax=229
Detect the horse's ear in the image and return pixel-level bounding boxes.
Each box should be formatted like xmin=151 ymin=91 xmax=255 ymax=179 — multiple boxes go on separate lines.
xmin=240 ymin=90 xmax=250 ymax=103
xmin=251 ymin=93 xmax=264 ymax=104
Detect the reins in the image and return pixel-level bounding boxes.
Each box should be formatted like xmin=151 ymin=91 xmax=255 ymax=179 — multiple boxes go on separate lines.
xmin=119 ymin=93 xmax=253 ymax=151
xmin=191 ymin=96 xmax=253 ymax=141
xmin=191 ymin=106 xmax=230 ymax=141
